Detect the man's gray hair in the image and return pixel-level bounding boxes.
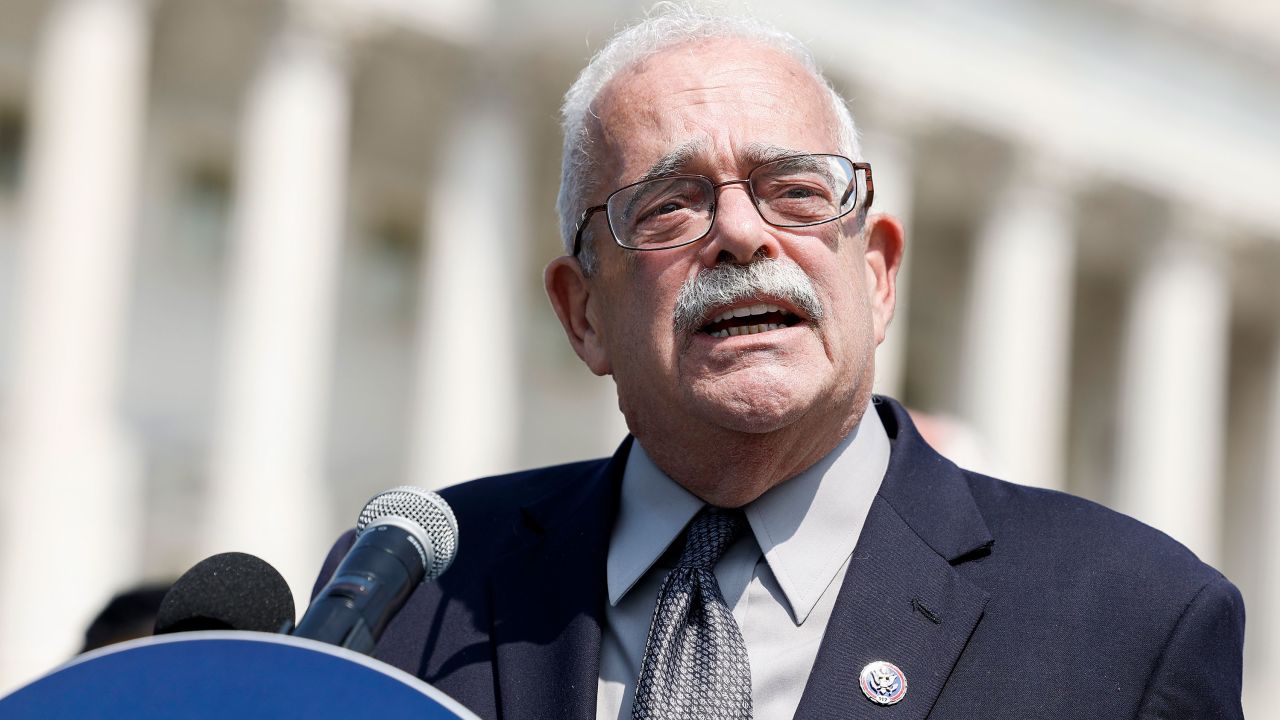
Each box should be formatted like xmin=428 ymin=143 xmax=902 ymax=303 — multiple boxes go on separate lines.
xmin=557 ymin=2 xmax=863 ymax=274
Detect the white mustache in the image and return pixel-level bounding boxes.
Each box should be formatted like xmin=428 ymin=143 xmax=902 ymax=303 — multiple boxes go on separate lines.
xmin=673 ymin=258 xmax=825 ymax=335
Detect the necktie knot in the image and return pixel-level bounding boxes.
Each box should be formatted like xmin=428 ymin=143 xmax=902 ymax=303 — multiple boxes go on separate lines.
xmin=678 ymin=507 xmax=744 ymax=570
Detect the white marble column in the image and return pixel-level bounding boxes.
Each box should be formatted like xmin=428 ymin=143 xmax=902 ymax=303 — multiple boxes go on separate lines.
xmin=205 ymin=17 xmax=349 ymax=610
xmin=0 ymin=0 xmax=148 ymax=691
xmin=961 ymin=156 xmax=1076 ymax=490
xmin=863 ymin=128 xmax=915 ymax=400
xmin=1245 ymin=324 xmax=1280 ymax=715
xmin=1114 ymin=215 xmax=1229 ymax=565
xmin=409 ymin=86 xmax=523 ymax=490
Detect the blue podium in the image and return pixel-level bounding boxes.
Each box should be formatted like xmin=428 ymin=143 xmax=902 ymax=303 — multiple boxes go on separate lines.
xmin=0 ymin=631 xmax=481 ymax=719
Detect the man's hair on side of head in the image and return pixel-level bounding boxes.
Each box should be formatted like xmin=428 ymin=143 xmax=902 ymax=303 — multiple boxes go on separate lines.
xmin=556 ymin=1 xmax=864 ymax=276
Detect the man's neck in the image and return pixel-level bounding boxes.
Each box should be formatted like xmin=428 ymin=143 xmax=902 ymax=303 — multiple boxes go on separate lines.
xmin=635 ymin=401 xmax=869 ymax=508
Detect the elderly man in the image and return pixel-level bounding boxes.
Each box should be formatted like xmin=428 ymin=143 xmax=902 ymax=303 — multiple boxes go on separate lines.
xmin=317 ymin=6 xmax=1244 ymax=719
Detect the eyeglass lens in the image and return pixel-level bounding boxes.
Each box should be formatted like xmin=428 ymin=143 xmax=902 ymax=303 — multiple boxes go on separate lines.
xmin=605 ymin=154 xmax=859 ymax=250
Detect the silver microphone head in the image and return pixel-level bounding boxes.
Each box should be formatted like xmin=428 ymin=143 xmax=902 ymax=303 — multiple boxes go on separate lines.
xmin=356 ymin=486 xmax=459 ymax=582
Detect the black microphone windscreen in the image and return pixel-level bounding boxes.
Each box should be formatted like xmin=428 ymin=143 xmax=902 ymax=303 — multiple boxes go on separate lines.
xmin=154 ymin=552 xmax=295 ymax=635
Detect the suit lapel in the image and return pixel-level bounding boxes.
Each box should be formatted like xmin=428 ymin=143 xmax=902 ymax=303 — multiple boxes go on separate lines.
xmin=489 ymin=439 xmax=630 ymax=720
xmin=794 ymin=399 xmax=993 ymax=719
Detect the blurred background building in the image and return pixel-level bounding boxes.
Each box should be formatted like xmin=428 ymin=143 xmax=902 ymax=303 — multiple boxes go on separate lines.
xmin=0 ymin=0 xmax=1277 ymax=711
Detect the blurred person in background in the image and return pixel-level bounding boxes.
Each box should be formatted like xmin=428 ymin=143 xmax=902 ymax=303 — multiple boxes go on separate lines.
xmin=80 ymin=583 xmax=170 ymax=653
xmin=316 ymin=4 xmax=1245 ymax=718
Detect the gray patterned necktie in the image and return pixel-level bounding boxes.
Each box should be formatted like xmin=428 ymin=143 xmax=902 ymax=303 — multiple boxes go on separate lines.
xmin=632 ymin=507 xmax=752 ymax=720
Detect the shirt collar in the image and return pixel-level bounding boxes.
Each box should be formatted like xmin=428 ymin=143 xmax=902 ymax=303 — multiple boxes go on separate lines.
xmin=606 ymin=405 xmax=891 ymax=623
xmin=606 ymin=442 xmax=703 ymax=606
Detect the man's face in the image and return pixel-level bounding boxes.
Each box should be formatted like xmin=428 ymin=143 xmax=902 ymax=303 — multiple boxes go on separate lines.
xmin=548 ymin=38 xmax=901 ymax=457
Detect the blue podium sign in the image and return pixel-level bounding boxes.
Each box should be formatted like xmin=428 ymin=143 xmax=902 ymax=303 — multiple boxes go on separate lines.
xmin=0 ymin=631 xmax=481 ymax=719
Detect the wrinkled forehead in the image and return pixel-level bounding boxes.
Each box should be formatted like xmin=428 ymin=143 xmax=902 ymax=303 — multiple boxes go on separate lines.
xmin=585 ymin=38 xmax=841 ymax=188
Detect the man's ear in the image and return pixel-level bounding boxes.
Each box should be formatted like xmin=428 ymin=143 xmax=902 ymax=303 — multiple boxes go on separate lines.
xmin=862 ymin=213 xmax=906 ymax=345
xmin=544 ymin=255 xmax=613 ymax=375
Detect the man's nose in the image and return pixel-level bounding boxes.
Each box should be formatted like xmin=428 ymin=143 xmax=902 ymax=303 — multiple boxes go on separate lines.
xmin=697 ymin=181 xmax=781 ymax=266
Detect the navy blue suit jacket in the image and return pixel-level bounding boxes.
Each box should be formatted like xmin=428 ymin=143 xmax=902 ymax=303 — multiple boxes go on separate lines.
xmin=315 ymin=397 xmax=1245 ymax=719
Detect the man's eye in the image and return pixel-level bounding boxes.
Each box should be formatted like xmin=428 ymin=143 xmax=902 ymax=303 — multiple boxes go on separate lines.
xmin=769 ymin=184 xmax=831 ymax=203
xmin=638 ymin=197 xmax=690 ymax=223
xmin=758 ymin=176 xmax=832 ymax=202
xmin=781 ymin=187 xmax=817 ymax=199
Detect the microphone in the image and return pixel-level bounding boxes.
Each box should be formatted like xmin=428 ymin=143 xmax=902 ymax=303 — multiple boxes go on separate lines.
xmin=154 ymin=552 xmax=296 ymax=635
xmin=292 ymin=486 xmax=458 ymax=654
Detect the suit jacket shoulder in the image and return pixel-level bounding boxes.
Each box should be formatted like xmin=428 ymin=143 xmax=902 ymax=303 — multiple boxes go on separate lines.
xmin=312 ymin=451 xmax=625 ymax=720
xmin=963 ymin=469 xmax=1228 ymax=594
xmin=948 ymin=471 xmax=1244 ymax=718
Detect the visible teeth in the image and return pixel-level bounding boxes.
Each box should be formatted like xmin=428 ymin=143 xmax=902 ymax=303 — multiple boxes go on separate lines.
xmin=712 ymin=303 xmax=783 ymax=324
xmin=708 ymin=322 xmax=787 ymax=338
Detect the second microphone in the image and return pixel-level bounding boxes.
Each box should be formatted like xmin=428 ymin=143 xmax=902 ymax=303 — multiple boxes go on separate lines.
xmin=293 ymin=486 xmax=458 ymax=654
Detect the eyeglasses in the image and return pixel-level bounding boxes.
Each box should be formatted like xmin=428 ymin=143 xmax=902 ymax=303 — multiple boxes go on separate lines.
xmin=572 ymin=153 xmax=873 ymax=256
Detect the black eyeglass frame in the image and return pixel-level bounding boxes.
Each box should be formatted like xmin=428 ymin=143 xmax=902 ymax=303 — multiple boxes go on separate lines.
xmin=571 ymin=154 xmax=874 ymax=256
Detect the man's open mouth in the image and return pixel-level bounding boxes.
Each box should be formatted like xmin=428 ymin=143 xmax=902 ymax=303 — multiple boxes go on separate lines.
xmin=698 ymin=303 xmax=804 ymax=338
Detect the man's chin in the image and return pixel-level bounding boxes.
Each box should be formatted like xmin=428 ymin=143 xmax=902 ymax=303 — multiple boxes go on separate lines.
xmin=684 ymin=378 xmax=819 ymax=435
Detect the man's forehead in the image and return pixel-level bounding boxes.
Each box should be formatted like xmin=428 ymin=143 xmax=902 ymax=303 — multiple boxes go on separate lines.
xmin=597 ymin=42 xmax=823 ymax=120
xmin=587 ymin=40 xmax=837 ymax=185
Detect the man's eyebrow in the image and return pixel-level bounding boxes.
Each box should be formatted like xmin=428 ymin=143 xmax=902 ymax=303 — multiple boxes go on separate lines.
xmin=740 ymin=142 xmax=807 ymax=165
xmin=631 ymin=140 xmax=808 ymax=185
xmin=634 ymin=139 xmax=709 ymax=184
